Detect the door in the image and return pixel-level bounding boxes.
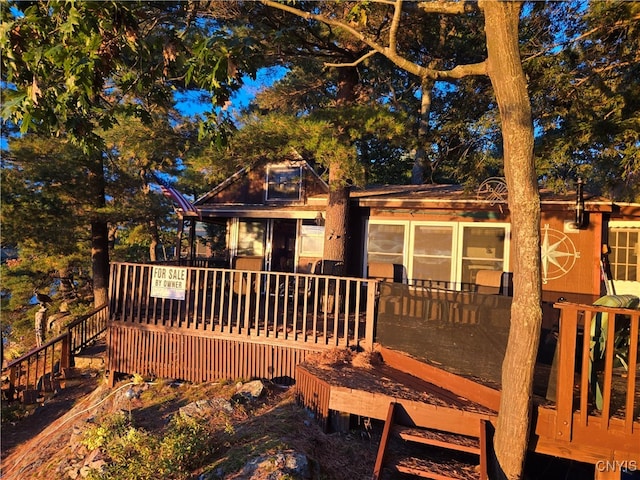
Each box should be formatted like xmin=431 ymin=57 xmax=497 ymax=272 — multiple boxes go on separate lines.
xmin=270 ymin=219 xmax=298 ymax=272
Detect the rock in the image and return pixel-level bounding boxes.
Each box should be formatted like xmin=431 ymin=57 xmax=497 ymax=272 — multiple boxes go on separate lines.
xmin=232 ymin=379 xmax=265 ymax=403
xmin=66 ymin=466 xmax=80 ymax=479
xmin=179 ymin=398 xmax=233 ymax=421
xmin=239 ymin=450 xmax=311 ymax=479
xmin=198 ymin=467 xmax=225 ymax=479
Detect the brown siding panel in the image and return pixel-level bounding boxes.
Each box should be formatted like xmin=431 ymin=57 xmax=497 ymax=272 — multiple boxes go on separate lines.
xmin=107 ymin=323 xmax=320 ymax=385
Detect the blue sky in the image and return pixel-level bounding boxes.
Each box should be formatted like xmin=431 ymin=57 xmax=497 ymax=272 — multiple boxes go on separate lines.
xmin=174 ymin=66 xmax=287 ymax=118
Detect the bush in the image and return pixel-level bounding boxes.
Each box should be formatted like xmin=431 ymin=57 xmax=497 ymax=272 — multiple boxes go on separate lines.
xmin=82 ymin=411 xmax=213 ymax=480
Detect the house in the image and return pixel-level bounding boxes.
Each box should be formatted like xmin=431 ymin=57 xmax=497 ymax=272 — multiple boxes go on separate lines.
xmin=183 ymin=162 xmax=639 ymax=302
xmin=184 ymin=155 xmax=329 ymax=273
xmin=100 ymin=161 xmax=639 ymax=478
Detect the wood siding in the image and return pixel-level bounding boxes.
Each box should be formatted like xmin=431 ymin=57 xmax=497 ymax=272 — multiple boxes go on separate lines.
xmin=108 ymin=323 xmax=319 ymax=384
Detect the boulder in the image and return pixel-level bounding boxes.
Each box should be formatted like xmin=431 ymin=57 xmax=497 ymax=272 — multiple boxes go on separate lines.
xmin=239 ymin=450 xmax=311 ymax=479
xmin=232 ymin=379 xmax=265 ymax=403
xmin=179 ymin=398 xmax=233 ymax=421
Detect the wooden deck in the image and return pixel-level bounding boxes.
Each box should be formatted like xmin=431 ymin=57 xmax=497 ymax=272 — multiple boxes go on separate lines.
xmin=107 ymin=262 xmax=376 ymax=385
xmin=105 ymin=262 xmax=639 ymax=478
xmin=295 ymin=347 xmax=498 ymax=435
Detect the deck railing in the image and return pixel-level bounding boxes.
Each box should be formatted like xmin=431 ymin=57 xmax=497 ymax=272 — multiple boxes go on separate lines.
xmin=67 ymin=303 xmax=109 ymax=355
xmin=2 ymin=303 xmax=108 ymax=401
xmin=553 ymin=301 xmax=639 ymax=438
xmin=2 ymin=334 xmax=71 ymax=402
xmin=108 ymin=262 xmax=377 ymax=350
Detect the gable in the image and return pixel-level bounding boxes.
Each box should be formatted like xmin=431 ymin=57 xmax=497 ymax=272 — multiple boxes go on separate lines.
xmin=195 ymin=159 xmax=328 ymax=207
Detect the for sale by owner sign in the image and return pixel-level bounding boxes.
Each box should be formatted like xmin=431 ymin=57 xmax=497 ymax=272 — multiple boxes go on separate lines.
xmin=150 ymin=266 xmax=187 ymax=300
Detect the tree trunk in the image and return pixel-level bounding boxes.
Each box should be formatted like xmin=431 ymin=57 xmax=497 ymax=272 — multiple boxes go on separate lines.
xmin=412 ymin=79 xmax=432 ymax=185
xmin=322 ymin=66 xmax=358 ymax=272
xmin=88 ymin=154 xmax=110 ymax=308
xmin=91 ymin=220 xmax=110 ymax=307
xmin=323 ymin=168 xmax=349 ymax=271
xmin=481 ymin=2 xmax=541 ymax=479
xmin=149 ymin=218 xmax=160 ymax=262
xmin=57 ymin=265 xmax=75 ymax=300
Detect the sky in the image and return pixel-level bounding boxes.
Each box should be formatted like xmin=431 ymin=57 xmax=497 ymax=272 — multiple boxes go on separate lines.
xmin=174 ymin=66 xmax=287 ymax=118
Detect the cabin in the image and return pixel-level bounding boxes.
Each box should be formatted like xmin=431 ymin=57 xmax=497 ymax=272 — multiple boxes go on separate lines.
xmin=181 ymin=160 xmax=638 ymax=303
xmin=104 ymin=160 xmax=639 ymax=479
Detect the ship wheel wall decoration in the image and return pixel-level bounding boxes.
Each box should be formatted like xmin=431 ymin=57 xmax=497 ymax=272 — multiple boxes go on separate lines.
xmin=476 ymin=177 xmax=508 ymax=205
xmin=541 ymin=224 xmax=581 ymax=284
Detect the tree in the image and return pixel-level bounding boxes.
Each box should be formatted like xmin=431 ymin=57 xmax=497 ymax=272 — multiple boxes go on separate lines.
xmin=527 ymin=1 xmax=640 ymax=200
xmin=258 ymin=1 xmax=539 ymax=478
xmin=1 ymin=1 xmax=260 ymax=305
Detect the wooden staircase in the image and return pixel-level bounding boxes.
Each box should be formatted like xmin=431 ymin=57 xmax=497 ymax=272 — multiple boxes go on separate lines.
xmin=373 ymin=402 xmax=490 ymax=480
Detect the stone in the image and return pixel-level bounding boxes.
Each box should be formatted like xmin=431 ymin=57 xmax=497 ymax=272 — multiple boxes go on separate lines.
xmin=66 ymin=467 xmax=80 ymax=479
xmin=179 ymin=398 xmax=233 ymax=420
xmin=239 ymin=450 xmax=311 ymax=479
xmin=232 ymin=379 xmax=265 ymax=403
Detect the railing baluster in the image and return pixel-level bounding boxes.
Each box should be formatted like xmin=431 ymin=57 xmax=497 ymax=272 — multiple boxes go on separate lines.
xmin=579 ymin=310 xmax=591 ymax=427
xmin=624 ymin=312 xmax=638 ymax=434
xmin=600 ymin=310 xmax=617 ymax=430
xmin=555 ymin=303 xmax=578 ymax=441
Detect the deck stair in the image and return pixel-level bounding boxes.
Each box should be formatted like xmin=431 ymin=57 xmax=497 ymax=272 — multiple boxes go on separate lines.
xmin=373 ymin=402 xmax=489 ymax=480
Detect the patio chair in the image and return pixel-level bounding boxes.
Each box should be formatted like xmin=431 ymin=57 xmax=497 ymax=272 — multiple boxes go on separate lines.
xmin=451 ymin=270 xmax=509 ymax=324
xmin=474 ymin=270 xmax=503 ymax=294
xmin=232 ymin=256 xmax=263 ymax=295
xmin=367 ymin=262 xmax=404 ymax=283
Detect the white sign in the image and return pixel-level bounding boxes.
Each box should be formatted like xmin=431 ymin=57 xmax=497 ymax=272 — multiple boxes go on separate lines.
xmin=150 ymin=266 xmax=187 ymax=300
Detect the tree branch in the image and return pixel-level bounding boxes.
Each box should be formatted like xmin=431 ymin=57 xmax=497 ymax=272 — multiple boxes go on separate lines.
xmin=324 ymin=50 xmax=377 ymax=68
xmin=388 ymin=0 xmax=403 ymax=54
xmin=259 ymin=0 xmax=487 ymax=81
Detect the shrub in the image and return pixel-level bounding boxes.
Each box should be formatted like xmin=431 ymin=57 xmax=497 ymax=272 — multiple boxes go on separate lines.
xmin=82 ymin=412 xmax=213 ymax=480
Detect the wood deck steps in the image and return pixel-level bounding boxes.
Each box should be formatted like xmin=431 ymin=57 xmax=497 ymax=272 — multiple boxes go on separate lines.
xmin=395 ymin=425 xmax=481 ymax=456
xmin=373 ymin=402 xmax=488 ymax=480
xmin=391 ymin=447 xmax=482 ymax=479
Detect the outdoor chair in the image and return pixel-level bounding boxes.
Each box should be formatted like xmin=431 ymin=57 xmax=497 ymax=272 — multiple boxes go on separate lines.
xmin=232 ymin=256 xmax=263 ymax=295
xmin=474 ymin=270 xmax=503 ymax=294
xmin=452 ymin=270 xmax=510 ymax=324
xmin=367 ymin=262 xmax=405 ymax=283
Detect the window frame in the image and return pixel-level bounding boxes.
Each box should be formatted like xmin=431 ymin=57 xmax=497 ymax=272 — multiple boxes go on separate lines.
xmin=265 ymin=165 xmax=303 ymax=202
xmin=608 ymin=221 xmax=640 ymax=283
xmin=366 ymin=219 xmax=510 ymax=289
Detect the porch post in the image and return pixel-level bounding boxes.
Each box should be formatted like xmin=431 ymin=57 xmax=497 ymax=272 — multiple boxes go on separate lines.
xmin=176 ymin=217 xmax=184 ymax=263
xmin=364 ymin=279 xmax=377 ymax=351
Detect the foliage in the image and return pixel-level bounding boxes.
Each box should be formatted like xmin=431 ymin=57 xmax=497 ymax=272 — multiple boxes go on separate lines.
xmin=82 ymin=411 xmax=213 ymax=480
xmin=525 ymin=1 xmax=640 ymax=200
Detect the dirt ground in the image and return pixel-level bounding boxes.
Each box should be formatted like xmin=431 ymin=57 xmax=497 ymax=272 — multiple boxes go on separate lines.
xmin=0 ymin=360 xmax=381 ymax=480
xmin=0 ymin=348 xmax=612 ymax=480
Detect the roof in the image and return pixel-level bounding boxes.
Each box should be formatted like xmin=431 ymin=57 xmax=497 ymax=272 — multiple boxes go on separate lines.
xmin=194 ymin=154 xmax=328 ymax=207
xmin=336 ymin=183 xmax=624 ymax=213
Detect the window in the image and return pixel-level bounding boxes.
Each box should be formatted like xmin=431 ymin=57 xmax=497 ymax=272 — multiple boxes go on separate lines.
xmin=367 ymin=223 xmax=406 ymax=265
xmin=299 ymin=223 xmax=324 ymax=257
xmin=266 ymin=166 xmax=302 ymax=201
xmin=412 ymin=225 xmax=453 ymax=283
xmin=237 ymin=220 xmax=265 ymax=256
xmin=194 ymin=221 xmax=227 ymax=258
xmin=367 ymin=220 xmax=509 ymax=289
xmin=609 ymin=224 xmax=639 ymax=282
xmin=460 ymin=226 xmax=506 ymax=284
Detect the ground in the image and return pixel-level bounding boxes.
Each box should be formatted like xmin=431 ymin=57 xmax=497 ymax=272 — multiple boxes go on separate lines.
xmin=0 ymin=357 xmax=380 ymax=480
xmin=0 ymin=348 xmax=609 ymax=480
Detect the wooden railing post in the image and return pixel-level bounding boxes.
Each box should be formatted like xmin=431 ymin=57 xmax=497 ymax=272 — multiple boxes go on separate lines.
xmin=554 ymin=303 xmax=579 ymax=441
xmin=364 ymin=280 xmax=377 ymax=351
